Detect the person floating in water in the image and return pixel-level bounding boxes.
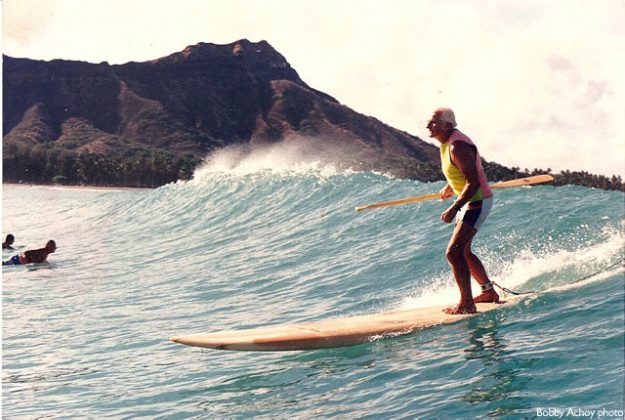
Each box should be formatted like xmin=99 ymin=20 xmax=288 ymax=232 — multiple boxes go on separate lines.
xmin=3 ymin=234 xmax=15 ymax=250
xmin=3 ymin=240 xmax=57 ymax=266
xmin=426 ymin=107 xmax=499 ymax=315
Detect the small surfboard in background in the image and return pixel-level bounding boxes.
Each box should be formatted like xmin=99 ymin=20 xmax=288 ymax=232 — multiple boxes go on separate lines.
xmin=170 ymin=296 xmax=522 ymax=352
xmin=25 ymin=261 xmax=54 ymax=271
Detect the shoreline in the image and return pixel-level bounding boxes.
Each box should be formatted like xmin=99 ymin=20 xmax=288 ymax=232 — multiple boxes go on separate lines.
xmin=2 ymin=182 xmax=153 ymax=193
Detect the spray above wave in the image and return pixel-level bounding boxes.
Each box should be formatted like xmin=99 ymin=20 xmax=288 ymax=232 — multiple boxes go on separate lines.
xmin=189 ymin=136 xmax=391 ymax=181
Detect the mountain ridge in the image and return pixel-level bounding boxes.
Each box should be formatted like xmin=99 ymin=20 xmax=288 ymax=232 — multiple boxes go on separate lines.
xmin=3 ymin=40 xmax=623 ymax=190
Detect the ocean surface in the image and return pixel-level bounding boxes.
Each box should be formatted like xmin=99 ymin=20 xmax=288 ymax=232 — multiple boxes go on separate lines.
xmin=3 ymin=151 xmax=624 ymax=418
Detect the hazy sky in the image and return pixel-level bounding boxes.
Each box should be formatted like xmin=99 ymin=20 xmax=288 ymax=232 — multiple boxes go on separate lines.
xmin=4 ymin=0 xmax=625 ymax=176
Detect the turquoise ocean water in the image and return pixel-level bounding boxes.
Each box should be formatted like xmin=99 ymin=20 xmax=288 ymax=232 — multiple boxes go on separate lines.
xmin=2 ymin=154 xmax=624 ymax=418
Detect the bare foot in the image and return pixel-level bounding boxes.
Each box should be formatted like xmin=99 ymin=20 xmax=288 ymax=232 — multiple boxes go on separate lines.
xmin=473 ymin=290 xmax=500 ymax=303
xmin=443 ymin=303 xmax=477 ymax=315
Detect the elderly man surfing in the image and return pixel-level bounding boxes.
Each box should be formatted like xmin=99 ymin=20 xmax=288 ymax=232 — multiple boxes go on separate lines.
xmin=427 ymin=107 xmax=499 ymax=314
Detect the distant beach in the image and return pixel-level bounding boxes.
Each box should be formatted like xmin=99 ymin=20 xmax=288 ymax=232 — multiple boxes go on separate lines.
xmin=2 ymin=182 xmax=151 ymax=193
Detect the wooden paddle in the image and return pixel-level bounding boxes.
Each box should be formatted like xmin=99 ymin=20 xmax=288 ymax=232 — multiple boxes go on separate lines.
xmin=355 ymin=174 xmax=554 ymax=212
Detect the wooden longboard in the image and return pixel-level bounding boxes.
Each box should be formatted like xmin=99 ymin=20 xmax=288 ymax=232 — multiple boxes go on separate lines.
xmin=170 ymin=297 xmax=521 ymax=351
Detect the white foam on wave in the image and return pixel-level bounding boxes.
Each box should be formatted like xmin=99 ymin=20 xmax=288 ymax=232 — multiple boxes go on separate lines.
xmin=190 ymin=139 xmax=361 ymax=183
xmin=398 ymin=222 xmax=624 ymax=310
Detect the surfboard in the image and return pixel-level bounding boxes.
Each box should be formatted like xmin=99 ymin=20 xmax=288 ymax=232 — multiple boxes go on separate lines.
xmin=170 ymin=297 xmax=522 ymax=351
xmin=25 ymin=261 xmax=54 ymax=271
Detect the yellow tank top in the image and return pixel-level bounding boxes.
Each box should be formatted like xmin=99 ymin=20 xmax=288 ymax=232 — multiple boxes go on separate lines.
xmin=440 ymin=130 xmax=491 ymax=202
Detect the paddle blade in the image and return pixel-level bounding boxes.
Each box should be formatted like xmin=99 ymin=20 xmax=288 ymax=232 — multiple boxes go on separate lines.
xmin=355 ymin=192 xmax=442 ymax=212
xmin=490 ymin=174 xmax=554 ymax=189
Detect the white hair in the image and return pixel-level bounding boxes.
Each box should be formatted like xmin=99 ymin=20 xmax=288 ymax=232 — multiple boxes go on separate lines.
xmin=434 ymin=107 xmax=457 ymax=127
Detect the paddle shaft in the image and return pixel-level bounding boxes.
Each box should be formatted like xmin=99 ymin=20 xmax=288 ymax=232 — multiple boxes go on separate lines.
xmin=355 ymin=174 xmax=554 ymax=212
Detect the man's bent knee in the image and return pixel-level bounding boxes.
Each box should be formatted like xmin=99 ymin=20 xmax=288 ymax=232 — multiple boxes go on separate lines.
xmin=464 ymin=248 xmax=476 ymax=259
xmin=446 ymin=244 xmax=464 ymax=263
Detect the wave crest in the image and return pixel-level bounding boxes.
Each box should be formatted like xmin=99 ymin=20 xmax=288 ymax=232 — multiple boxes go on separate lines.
xmin=189 ymin=136 xmax=387 ymax=181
